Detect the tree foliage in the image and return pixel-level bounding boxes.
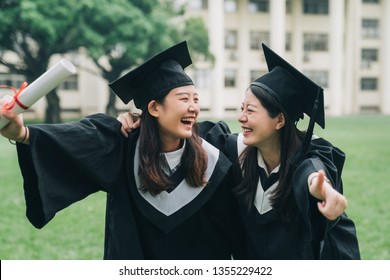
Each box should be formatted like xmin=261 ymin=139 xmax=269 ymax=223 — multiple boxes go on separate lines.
xmin=0 ymin=0 xmax=104 ymax=122
xmin=0 ymin=0 xmax=212 ymax=120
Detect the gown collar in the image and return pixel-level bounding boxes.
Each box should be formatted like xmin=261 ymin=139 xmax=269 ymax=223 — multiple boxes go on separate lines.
xmin=160 ymin=140 xmax=186 ymax=174
xmin=257 ymin=149 xmax=280 ymax=176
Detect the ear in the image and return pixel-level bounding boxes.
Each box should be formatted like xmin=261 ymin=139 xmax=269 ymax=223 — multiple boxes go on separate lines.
xmin=147 ymin=100 xmax=159 ymax=117
xmin=276 ymin=113 xmax=285 ymax=130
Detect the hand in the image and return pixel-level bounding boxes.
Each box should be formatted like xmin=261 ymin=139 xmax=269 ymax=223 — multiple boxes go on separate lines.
xmin=117 ymin=112 xmax=141 ymax=138
xmin=308 ymin=170 xmax=348 ymax=221
xmin=0 ymin=96 xmax=27 ymax=142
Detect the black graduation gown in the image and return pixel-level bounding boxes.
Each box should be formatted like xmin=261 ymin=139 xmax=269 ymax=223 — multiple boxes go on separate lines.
xmin=199 ymin=120 xmax=360 ymax=260
xmin=16 ymin=114 xmax=245 ymax=260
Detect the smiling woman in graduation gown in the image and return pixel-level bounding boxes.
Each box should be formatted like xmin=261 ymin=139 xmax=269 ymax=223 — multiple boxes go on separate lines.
xmin=201 ymin=124 xmax=359 ymax=259
xmin=9 ymin=42 xmax=245 ymax=260
xmin=199 ymin=44 xmax=360 ymax=260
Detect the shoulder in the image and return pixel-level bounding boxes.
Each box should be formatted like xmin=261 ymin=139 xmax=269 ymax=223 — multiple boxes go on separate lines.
xmin=309 ymin=136 xmax=346 ymax=172
xmin=201 ymin=137 xmax=232 ymax=172
xmin=201 ymin=137 xmax=221 ymax=164
xmin=82 ymin=113 xmax=121 ymax=127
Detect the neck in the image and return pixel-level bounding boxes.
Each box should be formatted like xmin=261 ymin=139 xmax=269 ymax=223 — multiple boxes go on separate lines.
xmin=161 ymin=138 xmax=183 ymax=153
xmin=262 ymin=153 xmax=280 ymax=173
xmin=257 ymin=142 xmax=281 ymax=174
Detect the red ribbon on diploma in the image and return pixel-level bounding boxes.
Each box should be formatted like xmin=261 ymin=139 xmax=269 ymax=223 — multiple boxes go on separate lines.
xmin=0 ymin=81 xmax=29 ymax=111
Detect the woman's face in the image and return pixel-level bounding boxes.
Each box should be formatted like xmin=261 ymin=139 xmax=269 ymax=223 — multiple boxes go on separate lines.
xmin=149 ymin=84 xmax=199 ymax=151
xmin=238 ymin=89 xmax=283 ymax=150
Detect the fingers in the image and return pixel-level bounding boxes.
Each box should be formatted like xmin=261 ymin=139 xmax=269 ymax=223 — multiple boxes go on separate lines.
xmin=117 ymin=113 xmax=130 ymax=131
xmin=117 ymin=112 xmax=141 ymax=136
xmin=132 ymin=118 xmax=141 ymax=129
xmin=120 ymin=125 xmax=129 ymax=138
xmin=317 ymin=192 xmax=348 ymax=221
xmin=0 ymin=95 xmax=13 ymax=107
xmin=1 ymin=109 xmax=20 ymax=120
xmin=316 ymin=170 xmax=326 ymax=188
xmin=318 ymin=201 xmax=341 ymax=221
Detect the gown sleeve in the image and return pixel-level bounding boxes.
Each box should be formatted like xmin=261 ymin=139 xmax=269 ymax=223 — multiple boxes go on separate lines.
xmin=292 ymin=137 xmax=360 ymax=259
xmin=16 ymin=113 xmax=126 ymax=228
xmin=198 ymin=120 xmax=239 ymax=162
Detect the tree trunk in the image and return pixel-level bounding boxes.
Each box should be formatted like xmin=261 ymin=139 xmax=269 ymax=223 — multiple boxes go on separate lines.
xmin=105 ymin=89 xmax=118 ymax=117
xmin=44 ymin=89 xmax=62 ymax=123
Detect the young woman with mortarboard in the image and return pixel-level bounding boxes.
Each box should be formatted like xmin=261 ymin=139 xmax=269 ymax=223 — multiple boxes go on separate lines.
xmin=0 ymin=42 xmax=245 ymax=260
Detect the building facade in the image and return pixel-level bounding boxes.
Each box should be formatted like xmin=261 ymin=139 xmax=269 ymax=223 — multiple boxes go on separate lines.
xmin=183 ymin=0 xmax=390 ymax=118
xmin=1 ymin=0 xmax=389 ymax=120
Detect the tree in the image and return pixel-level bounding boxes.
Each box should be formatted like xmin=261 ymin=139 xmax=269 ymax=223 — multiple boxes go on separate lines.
xmin=183 ymin=17 xmax=215 ymax=64
xmin=79 ymin=0 xmax=158 ymax=116
xmin=0 ymin=0 xmax=106 ymax=123
xmin=84 ymin=0 xmax=213 ymax=116
xmin=0 ymin=0 xmax=213 ymax=120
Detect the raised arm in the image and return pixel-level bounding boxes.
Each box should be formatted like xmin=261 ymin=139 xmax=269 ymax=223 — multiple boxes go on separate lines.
xmin=117 ymin=112 xmax=140 ymax=137
xmin=307 ymin=170 xmax=348 ymax=221
xmin=0 ymin=97 xmax=30 ymax=145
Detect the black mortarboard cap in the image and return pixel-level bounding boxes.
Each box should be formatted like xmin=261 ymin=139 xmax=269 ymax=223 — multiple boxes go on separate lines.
xmin=109 ymin=41 xmax=194 ymax=108
xmin=251 ymin=43 xmax=325 ymax=129
xmin=252 ymin=43 xmax=326 ymax=165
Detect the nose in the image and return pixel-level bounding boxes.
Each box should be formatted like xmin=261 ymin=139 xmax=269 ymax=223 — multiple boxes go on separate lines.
xmin=188 ymin=101 xmax=198 ymax=112
xmin=238 ymin=111 xmax=247 ymax=123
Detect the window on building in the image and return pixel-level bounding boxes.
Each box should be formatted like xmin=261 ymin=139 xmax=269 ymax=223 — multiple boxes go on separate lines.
xmin=59 ymin=75 xmax=78 ymax=90
xmin=193 ymin=69 xmax=212 ymax=89
xmin=304 ymin=70 xmax=329 ymax=88
xmin=248 ymin=0 xmax=269 ymax=13
xmin=285 ymin=32 xmax=292 ymax=51
xmin=286 ymin=0 xmax=292 ymax=13
xmin=225 ymin=30 xmax=238 ymax=49
xmin=360 ymin=105 xmax=380 ymax=113
xmin=303 ymin=0 xmax=329 ymax=15
xmin=224 ymin=69 xmax=237 ymax=87
xmin=188 ymin=0 xmax=208 ymax=10
xmin=360 ymin=78 xmax=378 ymax=90
xmin=225 ymin=0 xmax=238 ymax=13
xmin=250 ymin=31 xmax=269 ymax=50
xmin=250 ymin=70 xmax=266 ymax=84
xmin=361 ymin=49 xmax=378 ymax=68
xmin=362 ymin=19 xmax=380 ymax=38
xmin=303 ymin=33 xmax=329 ymax=51
xmin=362 ymin=0 xmax=379 ymax=4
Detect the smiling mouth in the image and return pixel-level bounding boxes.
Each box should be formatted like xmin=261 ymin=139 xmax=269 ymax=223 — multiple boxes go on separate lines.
xmin=181 ymin=118 xmax=194 ymax=125
xmin=242 ymin=127 xmax=253 ymax=133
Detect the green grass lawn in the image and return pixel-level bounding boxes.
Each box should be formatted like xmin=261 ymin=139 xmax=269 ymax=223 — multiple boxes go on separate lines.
xmin=0 ymin=115 xmax=389 ymax=259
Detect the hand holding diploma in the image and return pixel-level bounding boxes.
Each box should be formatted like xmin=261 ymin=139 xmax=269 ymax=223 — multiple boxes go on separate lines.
xmin=0 ymin=58 xmax=77 ymax=130
xmin=0 ymin=100 xmax=27 ymax=144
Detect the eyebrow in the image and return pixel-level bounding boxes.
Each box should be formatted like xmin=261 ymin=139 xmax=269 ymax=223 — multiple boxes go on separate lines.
xmin=175 ymin=92 xmax=199 ymax=96
xmin=242 ymin=102 xmax=257 ymax=108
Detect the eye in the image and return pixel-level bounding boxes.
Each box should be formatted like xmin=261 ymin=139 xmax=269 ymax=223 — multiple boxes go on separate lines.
xmin=240 ymin=106 xmax=244 ymax=112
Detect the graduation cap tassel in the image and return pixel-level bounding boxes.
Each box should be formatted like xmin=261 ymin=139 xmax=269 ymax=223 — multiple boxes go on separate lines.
xmin=291 ymin=90 xmax=320 ymax=168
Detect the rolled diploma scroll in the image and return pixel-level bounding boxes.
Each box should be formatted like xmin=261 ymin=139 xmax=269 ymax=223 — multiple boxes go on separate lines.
xmin=0 ymin=58 xmax=77 ymax=129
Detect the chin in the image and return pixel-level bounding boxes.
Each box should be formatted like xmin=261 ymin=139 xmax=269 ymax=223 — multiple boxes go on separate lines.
xmin=177 ymin=130 xmax=192 ymax=139
xmin=242 ymin=137 xmax=255 ymax=146
xmin=183 ymin=131 xmax=193 ymax=138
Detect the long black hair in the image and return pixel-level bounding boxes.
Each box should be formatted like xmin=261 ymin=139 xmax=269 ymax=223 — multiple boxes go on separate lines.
xmin=233 ymin=85 xmax=306 ymax=224
xmin=137 ymin=96 xmax=208 ymax=195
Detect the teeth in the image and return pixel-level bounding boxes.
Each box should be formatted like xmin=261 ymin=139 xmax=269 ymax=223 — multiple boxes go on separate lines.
xmin=242 ymin=128 xmax=252 ymax=133
xmin=181 ymin=118 xmax=193 ymax=122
